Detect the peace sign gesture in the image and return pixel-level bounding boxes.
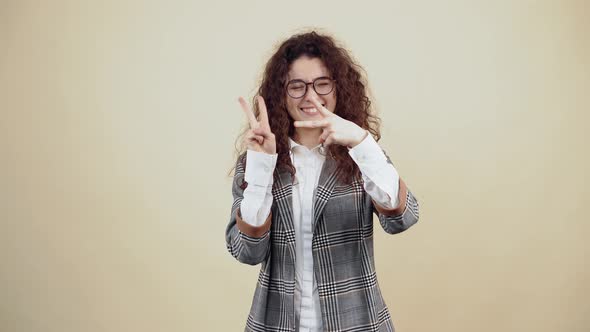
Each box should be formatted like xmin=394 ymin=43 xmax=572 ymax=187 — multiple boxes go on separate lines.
xmin=293 ymin=96 xmax=368 ymax=148
xmin=238 ymin=95 xmax=277 ymax=155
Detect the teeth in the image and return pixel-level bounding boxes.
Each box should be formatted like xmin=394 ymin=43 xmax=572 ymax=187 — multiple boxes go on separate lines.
xmin=299 ymin=104 xmax=325 ymax=114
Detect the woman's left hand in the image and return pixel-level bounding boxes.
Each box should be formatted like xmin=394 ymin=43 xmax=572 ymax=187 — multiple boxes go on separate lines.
xmin=293 ymin=96 xmax=368 ymax=148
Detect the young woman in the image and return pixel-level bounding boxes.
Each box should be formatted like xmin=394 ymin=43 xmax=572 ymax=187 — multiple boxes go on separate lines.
xmin=226 ymin=31 xmax=420 ymax=332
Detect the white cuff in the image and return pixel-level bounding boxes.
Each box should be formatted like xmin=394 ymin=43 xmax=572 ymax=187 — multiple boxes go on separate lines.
xmin=245 ymin=150 xmax=277 ymax=187
xmin=349 ymin=135 xmax=400 ymax=209
xmin=348 ymin=134 xmax=388 ymax=171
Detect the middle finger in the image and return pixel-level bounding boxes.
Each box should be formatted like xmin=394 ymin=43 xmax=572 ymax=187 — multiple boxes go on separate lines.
xmin=238 ymin=96 xmax=259 ymax=129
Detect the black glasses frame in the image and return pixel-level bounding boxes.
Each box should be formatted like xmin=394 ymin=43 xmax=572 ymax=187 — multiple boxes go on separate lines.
xmin=285 ymin=76 xmax=336 ymax=99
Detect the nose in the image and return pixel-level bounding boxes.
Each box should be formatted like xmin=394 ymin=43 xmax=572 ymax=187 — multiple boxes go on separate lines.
xmin=303 ymin=84 xmax=320 ymax=101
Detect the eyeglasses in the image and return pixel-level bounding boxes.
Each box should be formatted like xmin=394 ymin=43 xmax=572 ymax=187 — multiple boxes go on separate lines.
xmin=285 ymin=77 xmax=336 ymax=99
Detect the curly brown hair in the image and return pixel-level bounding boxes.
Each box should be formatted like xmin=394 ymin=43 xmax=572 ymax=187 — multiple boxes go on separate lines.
xmin=233 ymin=30 xmax=382 ymax=184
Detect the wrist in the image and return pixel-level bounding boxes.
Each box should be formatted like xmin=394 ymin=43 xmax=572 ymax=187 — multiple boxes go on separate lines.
xmin=348 ymin=128 xmax=368 ymax=149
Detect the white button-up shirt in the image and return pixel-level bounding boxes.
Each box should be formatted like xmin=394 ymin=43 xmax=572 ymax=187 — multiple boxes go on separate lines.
xmin=240 ymin=133 xmax=400 ymax=331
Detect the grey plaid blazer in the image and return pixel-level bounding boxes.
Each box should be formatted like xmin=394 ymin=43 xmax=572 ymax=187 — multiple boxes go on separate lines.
xmin=226 ymin=151 xmax=420 ymax=332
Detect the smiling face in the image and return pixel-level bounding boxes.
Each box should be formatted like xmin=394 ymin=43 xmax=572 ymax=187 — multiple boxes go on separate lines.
xmin=285 ymin=56 xmax=336 ymax=122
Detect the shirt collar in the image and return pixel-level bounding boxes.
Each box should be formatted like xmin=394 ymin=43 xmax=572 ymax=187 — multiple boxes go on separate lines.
xmin=288 ymin=137 xmax=326 ymax=154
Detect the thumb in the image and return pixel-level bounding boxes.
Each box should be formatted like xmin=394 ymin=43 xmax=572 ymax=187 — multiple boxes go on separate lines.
xmin=253 ymin=126 xmax=273 ymax=138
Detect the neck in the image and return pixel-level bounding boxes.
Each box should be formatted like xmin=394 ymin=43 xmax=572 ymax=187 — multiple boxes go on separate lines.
xmin=293 ymin=128 xmax=322 ymax=150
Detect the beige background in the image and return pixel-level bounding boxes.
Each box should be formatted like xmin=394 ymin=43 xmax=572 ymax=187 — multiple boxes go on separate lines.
xmin=1 ymin=0 xmax=589 ymax=331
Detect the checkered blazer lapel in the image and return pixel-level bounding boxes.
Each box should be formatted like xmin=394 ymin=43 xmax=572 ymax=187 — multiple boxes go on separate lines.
xmin=272 ymin=167 xmax=297 ymax=246
xmin=312 ymin=156 xmax=341 ymax=231
xmin=272 ymin=156 xmax=341 ymax=240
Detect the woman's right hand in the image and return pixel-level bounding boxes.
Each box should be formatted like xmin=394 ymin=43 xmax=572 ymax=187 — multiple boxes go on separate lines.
xmin=239 ymin=96 xmax=276 ymax=155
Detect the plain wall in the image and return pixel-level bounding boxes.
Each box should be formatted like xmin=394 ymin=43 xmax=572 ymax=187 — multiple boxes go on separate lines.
xmin=1 ymin=0 xmax=588 ymax=331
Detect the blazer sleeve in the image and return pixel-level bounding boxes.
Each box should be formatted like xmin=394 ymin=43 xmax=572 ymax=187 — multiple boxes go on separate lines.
xmin=225 ymin=153 xmax=272 ymax=265
xmin=371 ymin=149 xmax=420 ymax=234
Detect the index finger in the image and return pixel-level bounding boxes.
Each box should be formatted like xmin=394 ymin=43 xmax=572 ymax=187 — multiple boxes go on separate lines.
xmin=256 ymin=95 xmax=270 ymax=128
xmin=309 ymin=95 xmax=332 ymax=118
xmin=238 ymin=96 xmax=259 ymax=129
xmin=293 ymin=120 xmax=329 ymax=128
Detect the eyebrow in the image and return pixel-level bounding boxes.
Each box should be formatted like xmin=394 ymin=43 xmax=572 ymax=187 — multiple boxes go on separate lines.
xmin=287 ymin=75 xmax=331 ymax=82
